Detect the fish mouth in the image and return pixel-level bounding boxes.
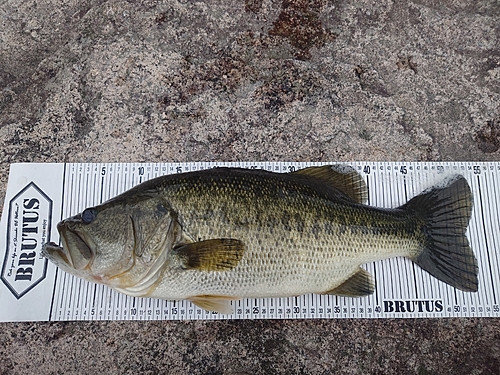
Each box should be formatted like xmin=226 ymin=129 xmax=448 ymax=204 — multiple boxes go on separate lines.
xmin=42 ymin=242 xmax=72 ymax=267
xmin=42 ymin=223 xmax=95 ymax=271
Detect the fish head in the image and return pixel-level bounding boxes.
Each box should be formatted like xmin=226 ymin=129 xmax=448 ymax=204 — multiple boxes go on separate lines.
xmin=43 ymin=193 xmax=182 ymax=294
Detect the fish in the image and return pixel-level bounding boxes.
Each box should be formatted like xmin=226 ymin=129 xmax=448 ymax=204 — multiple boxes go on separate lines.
xmin=42 ymin=165 xmax=478 ymax=314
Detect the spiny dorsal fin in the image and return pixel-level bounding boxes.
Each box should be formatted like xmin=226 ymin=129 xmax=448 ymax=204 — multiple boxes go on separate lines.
xmin=172 ymin=238 xmax=244 ymax=271
xmin=293 ymin=165 xmax=368 ymax=204
xmin=323 ymin=267 xmax=375 ymax=296
xmin=188 ymin=295 xmax=237 ymax=314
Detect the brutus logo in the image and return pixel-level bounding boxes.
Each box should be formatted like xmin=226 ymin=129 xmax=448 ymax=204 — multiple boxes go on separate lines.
xmin=1 ymin=182 xmax=52 ymax=299
xmin=384 ymin=300 xmax=444 ymax=313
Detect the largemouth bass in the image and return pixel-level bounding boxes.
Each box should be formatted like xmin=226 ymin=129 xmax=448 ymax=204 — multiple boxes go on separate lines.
xmin=42 ymin=165 xmax=478 ymax=313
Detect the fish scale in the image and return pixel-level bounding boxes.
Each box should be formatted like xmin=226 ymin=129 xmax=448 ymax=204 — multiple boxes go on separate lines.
xmin=130 ymin=169 xmax=428 ymax=299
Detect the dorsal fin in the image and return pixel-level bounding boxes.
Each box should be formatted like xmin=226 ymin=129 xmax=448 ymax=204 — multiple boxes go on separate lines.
xmin=293 ymin=165 xmax=368 ymax=204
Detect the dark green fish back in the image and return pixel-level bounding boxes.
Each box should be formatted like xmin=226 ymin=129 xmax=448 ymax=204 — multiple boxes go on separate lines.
xmin=126 ymin=166 xmax=366 ymax=208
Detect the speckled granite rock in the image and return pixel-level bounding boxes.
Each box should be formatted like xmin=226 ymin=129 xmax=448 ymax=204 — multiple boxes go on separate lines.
xmin=1 ymin=319 xmax=499 ymax=374
xmin=0 ymin=0 xmax=499 ymax=373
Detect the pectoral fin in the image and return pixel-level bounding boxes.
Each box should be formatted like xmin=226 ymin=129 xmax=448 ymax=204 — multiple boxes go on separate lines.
xmin=188 ymin=295 xmax=238 ymax=314
xmin=323 ymin=268 xmax=375 ymax=296
xmin=173 ymin=238 xmax=245 ymax=271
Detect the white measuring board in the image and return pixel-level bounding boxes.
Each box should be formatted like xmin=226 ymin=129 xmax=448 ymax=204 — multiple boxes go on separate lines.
xmin=0 ymin=162 xmax=499 ymax=322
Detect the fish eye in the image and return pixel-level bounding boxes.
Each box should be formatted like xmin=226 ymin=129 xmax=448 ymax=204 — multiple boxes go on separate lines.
xmin=81 ymin=208 xmax=97 ymax=224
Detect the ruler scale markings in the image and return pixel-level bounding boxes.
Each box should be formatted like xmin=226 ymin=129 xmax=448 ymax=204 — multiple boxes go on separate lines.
xmin=380 ymin=164 xmax=398 ymax=299
xmin=115 ymin=165 xmax=121 ymax=199
xmin=402 ymin=259 xmax=411 ymax=301
xmin=376 ymin=171 xmax=387 ymax=306
xmin=115 ymin=293 xmax=121 ymax=320
xmin=402 ymin=174 xmax=416 ymax=300
xmin=48 ymin=163 xmax=68 ymax=321
xmin=106 ymin=163 xmax=111 ymax=200
xmin=91 ymin=164 xmax=96 ymax=206
xmin=383 ymin=166 xmax=396 ymax=303
xmin=86 ymin=164 xmax=92 ymax=205
xmin=483 ymin=168 xmax=497 ymax=300
xmin=48 ymin=267 xmax=60 ymax=321
xmin=99 ymin=284 xmax=105 ymax=321
xmin=81 ymin=169 xmax=96 ymax=320
xmin=90 ymin=285 xmax=97 ymax=321
xmin=409 ymin=162 xmax=420 ymax=300
xmin=461 ymin=164 xmax=475 ymax=316
xmin=77 ymin=165 xmax=83 ymax=215
xmin=66 ymin=276 xmax=78 ymax=319
xmin=106 ymin=163 xmax=112 ymax=202
xmin=476 ymin=176 xmax=497 ymax=305
xmin=157 ymin=299 xmax=162 ymax=320
xmin=60 ymin=275 xmax=69 ymax=321
xmin=100 ymin=170 xmax=105 ymax=204
xmin=399 ymin=170 xmax=412 ymax=302
xmin=76 ymin=164 xmax=82 ymax=213
xmin=121 ymin=163 xmax=127 ymax=192
xmin=470 ymin=173 xmax=490 ymax=315
xmin=422 ymin=164 xmax=435 ymax=305
xmin=107 ymin=283 xmax=113 ymax=320
xmin=74 ymin=278 xmax=81 ymax=320
xmin=93 ymin=166 xmax=98 ymax=206
xmin=81 ymin=278 xmax=90 ymax=321
xmin=417 ymin=163 xmax=428 ymax=305
xmin=84 ymin=164 xmax=90 ymax=210
xmin=123 ymin=295 xmax=129 ymax=320
xmin=444 ymin=165 xmax=462 ymax=316
xmin=485 ymin=169 xmax=500 ymax=307
xmin=66 ymin=272 xmax=74 ymax=317
xmin=391 ymin=168 xmax=405 ymax=300
xmin=76 ymin=279 xmax=83 ymax=321
xmin=365 ymin=172 xmax=380 ymax=308
xmin=132 ymin=296 xmax=138 ymax=320
xmin=113 ymin=283 xmax=120 ymax=320
xmin=137 ymin=297 xmax=142 ymax=320
xmin=450 ymin=165 xmax=464 ymax=313
xmin=58 ymin=272 xmax=68 ymax=314
xmin=69 ymin=169 xmax=82 ymax=317
xmin=123 ymin=164 xmax=128 ymax=193
xmin=82 ymin=278 xmax=90 ymax=321
xmin=8 ymin=161 xmax=496 ymax=320
xmin=470 ymin=173 xmax=488 ymax=310
xmin=51 ymin=167 xmax=73 ymax=320
xmin=146 ymin=298 xmax=151 ymax=320
xmin=433 ymin=163 xmax=445 ymax=317
xmin=473 ymin=166 xmax=486 ymax=315
xmin=370 ymin=172 xmax=382 ymax=301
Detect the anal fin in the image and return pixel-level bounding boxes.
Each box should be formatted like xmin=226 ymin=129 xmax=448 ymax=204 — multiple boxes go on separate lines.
xmin=323 ymin=268 xmax=375 ymax=297
xmin=188 ymin=295 xmax=238 ymax=314
xmin=173 ymin=238 xmax=245 ymax=271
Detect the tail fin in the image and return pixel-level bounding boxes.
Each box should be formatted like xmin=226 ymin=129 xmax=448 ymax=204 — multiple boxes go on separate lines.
xmin=401 ymin=176 xmax=478 ymax=292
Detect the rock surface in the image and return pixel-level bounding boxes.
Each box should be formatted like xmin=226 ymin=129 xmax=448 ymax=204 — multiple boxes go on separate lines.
xmin=1 ymin=0 xmax=499 ymax=373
